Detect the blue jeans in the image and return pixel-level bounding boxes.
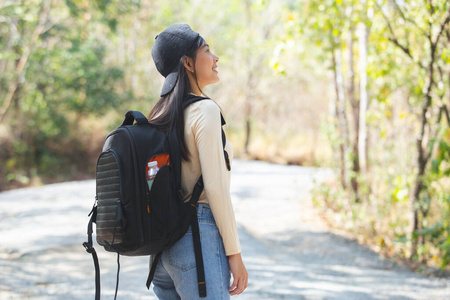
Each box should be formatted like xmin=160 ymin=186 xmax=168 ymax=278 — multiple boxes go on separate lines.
xmin=152 ymin=203 xmax=231 ymax=300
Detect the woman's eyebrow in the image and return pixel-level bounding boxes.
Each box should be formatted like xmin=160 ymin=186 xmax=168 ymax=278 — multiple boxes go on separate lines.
xmin=202 ymin=44 xmax=210 ymax=49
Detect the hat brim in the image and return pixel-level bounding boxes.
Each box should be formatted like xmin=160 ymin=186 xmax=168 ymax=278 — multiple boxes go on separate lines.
xmin=160 ymin=69 xmax=178 ymax=97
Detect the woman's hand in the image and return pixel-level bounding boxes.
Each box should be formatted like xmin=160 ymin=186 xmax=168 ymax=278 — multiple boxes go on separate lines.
xmin=228 ymin=253 xmax=248 ymax=296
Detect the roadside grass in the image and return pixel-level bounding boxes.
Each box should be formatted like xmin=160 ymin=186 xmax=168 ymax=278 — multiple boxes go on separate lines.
xmin=311 ymin=176 xmax=450 ymax=276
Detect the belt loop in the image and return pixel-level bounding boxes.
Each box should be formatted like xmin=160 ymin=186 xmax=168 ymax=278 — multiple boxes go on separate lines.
xmin=197 ymin=203 xmax=202 ymax=217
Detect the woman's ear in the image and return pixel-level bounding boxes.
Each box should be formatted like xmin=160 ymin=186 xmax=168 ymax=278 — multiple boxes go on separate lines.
xmin=183 ymin=57 xmax=194 ymax=73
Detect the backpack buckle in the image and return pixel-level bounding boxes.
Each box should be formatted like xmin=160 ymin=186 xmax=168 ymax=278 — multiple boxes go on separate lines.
xmin=83 ymin=242 xmax=93 ymax=253
xmin=177 ymin=187 xmax=185 ymax=200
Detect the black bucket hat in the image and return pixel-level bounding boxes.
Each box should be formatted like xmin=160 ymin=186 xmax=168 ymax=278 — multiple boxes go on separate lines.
xmin=152 ymin=24 xmax=200 ymax=97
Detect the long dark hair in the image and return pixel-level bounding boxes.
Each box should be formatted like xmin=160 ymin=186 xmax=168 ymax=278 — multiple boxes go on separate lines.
xmin=149 ymin=35 xmax=206 ymax=162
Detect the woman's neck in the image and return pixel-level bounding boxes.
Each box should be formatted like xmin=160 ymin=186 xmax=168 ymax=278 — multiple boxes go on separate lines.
xmin=190 ymin=90 xmax=202 ymax=96
xmin=187 ymin=72 xmax=203 ymax=96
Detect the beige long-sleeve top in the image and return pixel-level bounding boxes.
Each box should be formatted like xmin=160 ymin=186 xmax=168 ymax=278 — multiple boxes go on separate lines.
xmin=181 ymin=99 xmax=241 ymax=256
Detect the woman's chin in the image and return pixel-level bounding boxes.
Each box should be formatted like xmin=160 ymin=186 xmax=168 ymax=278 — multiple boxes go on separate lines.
xmin=202 ymin=76 xmax=220 ymax=88
xmin=209 ymin=77 xmax=220 ymax=85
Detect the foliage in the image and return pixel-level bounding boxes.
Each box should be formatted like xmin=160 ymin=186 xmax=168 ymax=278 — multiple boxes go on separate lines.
xmin=303 ymin=0 xmax=450 ymax=269
xmin=0 ymin=0 xmax=130 ymax=188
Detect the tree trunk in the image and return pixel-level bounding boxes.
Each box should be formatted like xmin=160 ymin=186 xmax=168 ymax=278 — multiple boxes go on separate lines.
xmin=243 ymin=0 xmax=252 ymax=154
xmin=244 ymin=104 xmax=251 ymax=154
xmin=447 ymin=29 xmax=450 ymax=108
xmin=131 ymin=15 xmax=139 ymax=92
xmin=410 ymin=47 xmax=435 ymax=257
xmin=332 ymin=47 xmax=349 ymax=189
xmin=0 ymin=18 xmax=18 ymax=94
xmin=347 ymin=23 xmax=361 ymax=202
xmin=358 ymin=1 xmax=370 ymax=173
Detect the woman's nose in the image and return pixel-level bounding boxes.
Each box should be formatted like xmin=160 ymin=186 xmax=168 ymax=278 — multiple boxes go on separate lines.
xmin=214 ymin=54 xmax=219 ymax=62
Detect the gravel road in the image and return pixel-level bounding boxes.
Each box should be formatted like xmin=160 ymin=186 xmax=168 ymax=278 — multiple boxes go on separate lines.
xmin=0 ymin=159 xmax=448 ymax=299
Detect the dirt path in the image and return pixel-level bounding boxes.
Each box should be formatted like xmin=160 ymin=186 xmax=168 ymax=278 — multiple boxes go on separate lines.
xmin=0 ymin=159 xmax=448 ymax=299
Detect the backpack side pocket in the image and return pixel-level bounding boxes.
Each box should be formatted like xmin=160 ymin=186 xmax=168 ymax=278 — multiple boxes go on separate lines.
xmin=96 ymin=150 xmax=125 ymax=248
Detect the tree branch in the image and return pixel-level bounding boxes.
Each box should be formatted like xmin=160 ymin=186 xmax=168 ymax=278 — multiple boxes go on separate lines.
xmin=442 ymin=104 xmax=450 ymax=126
xmin=377 ymin=1 xmax=426 ymax=70
xmin=387 ymin=37 xmax=425 ymax=68
xmin=425 ymin=103 xmax=446 ymax=164
xmin=0 ymin=19 xmax=18 ymax=93
xmin=0 ymin=0 xmax=53 ymax=123
xmin=431 ymin=7 xmax=450 ymax=48
xmin=390 ymin=0 xmax=427 ymax=37
xmin=426 ymin=0 xmax=435 ymax=16
xmin=420 ymin=4 xmax=447 ymax=171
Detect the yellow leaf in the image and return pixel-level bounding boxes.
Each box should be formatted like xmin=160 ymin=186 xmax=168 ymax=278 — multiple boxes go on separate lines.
xmin=287 ymin=13 xmax=294 ymax=21
xmin=333 ymin=28 xmax=340 ymax=37
xmin=442 ymin=49 xmax=450 ymax=64
xmin=385 ymin=109 xmax=392 ymax=118
xmin=395 ymin=189 xmax=409 ymax=202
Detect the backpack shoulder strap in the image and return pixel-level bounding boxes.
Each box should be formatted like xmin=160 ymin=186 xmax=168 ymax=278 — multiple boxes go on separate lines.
xmin=83 ymin=201 xmax=101 ymax=300
xmin=220 ymin=114 xmax=231 ymax=171
xmin=184 ymin=96 xmax=229 ymax=297
xmin=184 ymin=95 xmax=231 ymax=171
xmin=183 ymin=95 xmax=209 ymax=109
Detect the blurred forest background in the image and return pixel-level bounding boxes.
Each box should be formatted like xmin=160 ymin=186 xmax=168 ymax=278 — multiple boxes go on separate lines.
xmin=1 ymin=0 xmax=449 ymax=272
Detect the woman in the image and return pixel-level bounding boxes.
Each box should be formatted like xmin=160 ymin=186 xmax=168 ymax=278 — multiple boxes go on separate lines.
xmin=149 ymin=24 xmax=248 ymax=299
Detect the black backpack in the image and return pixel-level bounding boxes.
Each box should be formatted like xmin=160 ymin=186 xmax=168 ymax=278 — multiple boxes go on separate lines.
xmin=83 ymin=96 xmax=230 ymax=300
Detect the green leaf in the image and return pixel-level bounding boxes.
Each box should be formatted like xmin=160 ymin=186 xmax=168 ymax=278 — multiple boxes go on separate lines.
xmin=432 ymin=159 xmax=440 ymax=174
